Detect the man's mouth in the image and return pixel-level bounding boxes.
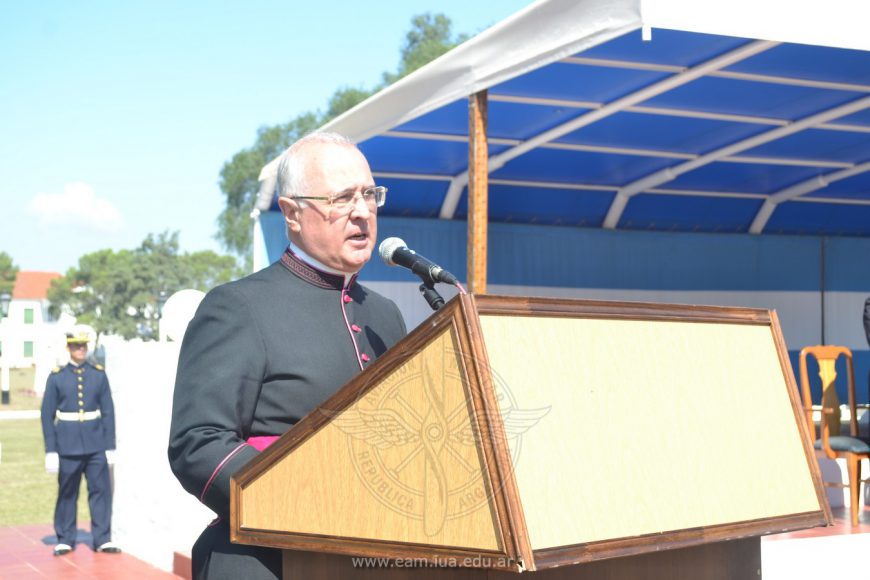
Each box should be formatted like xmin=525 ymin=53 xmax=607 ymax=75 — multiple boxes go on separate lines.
xmin=348 ymin=232 xmax=368 ymax=242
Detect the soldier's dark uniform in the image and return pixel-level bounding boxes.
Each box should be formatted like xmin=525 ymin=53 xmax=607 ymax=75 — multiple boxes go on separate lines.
xmin=41 ymin=357 xmax=116 ymax=550
xmin=168 ymin=248 xmax=407 ymax=580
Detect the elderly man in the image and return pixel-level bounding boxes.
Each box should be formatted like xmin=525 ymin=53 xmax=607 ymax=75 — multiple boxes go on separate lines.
xmin=168 ymin=132 xmax=407 ymax=579
xmin=41 ymin=331 xmax=120 ymax=556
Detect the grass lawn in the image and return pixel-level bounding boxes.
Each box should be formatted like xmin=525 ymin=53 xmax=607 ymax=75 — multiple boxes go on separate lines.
xmin=0 ymin=419 xmax=90 ymax=526
xmin=3 ymin=372 xmax=43 ymax=411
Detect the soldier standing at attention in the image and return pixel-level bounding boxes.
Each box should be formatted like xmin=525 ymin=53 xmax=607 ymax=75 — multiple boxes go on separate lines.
xmin=40 ymin=331 xmax=121 ymax=556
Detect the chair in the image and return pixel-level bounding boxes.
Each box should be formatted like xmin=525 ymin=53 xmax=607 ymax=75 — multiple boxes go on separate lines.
xmin=799 ymin=345 xmax=870 ymax=526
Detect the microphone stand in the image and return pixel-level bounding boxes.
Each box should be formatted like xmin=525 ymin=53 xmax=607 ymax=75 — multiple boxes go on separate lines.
xmin=418 ymin=279 xmax=445 ymax=311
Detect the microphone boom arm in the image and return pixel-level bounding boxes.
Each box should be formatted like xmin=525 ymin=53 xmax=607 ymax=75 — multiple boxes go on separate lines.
xmin=418 ymin=279 xmax=445 ymax=311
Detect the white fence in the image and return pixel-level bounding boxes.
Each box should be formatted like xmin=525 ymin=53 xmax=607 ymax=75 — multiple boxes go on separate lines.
xmin=107 ymin=340 xmax=212 ymax=572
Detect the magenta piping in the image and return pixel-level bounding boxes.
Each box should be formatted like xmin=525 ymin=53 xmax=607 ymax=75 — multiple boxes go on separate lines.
xmin=246 ymin=435 xmax=280 ymax=451
xmin=200 ymin=443 xmax=246 ymax=503
xmin=340 ymin=287 xmax=365 ymax=371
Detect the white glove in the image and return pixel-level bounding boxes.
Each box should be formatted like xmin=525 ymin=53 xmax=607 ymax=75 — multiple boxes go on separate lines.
xmin=105 ymin=450 xmax=116 ymax=465
xmin=45 ymin=452 xmax=59 ymax=473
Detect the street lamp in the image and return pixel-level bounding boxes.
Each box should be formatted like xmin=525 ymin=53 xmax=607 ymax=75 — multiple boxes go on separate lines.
xmin=0 ymin=292 xmax=10 ymax=318
xmin=157 ymin=290 xmax=168 ymax=319
xmin=156 ymin=290 xmax=168 ymax=342
xmin=0 ymin=292 xmax=9 ymax=405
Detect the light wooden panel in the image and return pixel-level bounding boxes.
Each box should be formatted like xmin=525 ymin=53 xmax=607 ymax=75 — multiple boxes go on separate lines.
xmin=239 ymin=326 xmax=502 ymax=550
xmin=283 ymin=536 xmax=761 ymax=580
xmin=467 ymin=90 xmax=488 ymax=295
xmin=478 ymin=314 xmax=821 ymax=551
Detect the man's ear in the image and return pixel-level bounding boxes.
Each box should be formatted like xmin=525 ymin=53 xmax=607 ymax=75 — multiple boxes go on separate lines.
xmin=277 ymin=196 xmax=302 ymax=234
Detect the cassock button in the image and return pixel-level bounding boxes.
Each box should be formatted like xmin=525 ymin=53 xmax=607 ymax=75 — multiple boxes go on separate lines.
xmin=360 ymin=353 xmax=370 ymax=363
xmin=351 ymin=324 xmax=361 ymax=333
xmin=343 ymin=294 xmax=352 ymax=304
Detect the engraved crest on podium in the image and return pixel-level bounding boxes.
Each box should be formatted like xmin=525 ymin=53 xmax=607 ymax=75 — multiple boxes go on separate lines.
xmin=333 ymin=330 xmax=549 ymax=536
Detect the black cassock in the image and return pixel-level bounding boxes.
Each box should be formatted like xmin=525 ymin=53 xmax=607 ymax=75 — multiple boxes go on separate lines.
xmin=169 ymin=248 xmax=407 ymax=580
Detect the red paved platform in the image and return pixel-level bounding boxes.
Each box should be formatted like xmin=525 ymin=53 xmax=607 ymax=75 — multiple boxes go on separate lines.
xmin=764 ymin=504 xmax=870 ymax=540
xmin=0 ymin=524 xmax=182 ymax=579
xmin=0 ymin=506 xmax=866 ymax=578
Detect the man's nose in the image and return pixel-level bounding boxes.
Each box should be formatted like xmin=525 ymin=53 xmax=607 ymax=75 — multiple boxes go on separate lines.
xmin=348 ymin=194 xmax=372 ymax=218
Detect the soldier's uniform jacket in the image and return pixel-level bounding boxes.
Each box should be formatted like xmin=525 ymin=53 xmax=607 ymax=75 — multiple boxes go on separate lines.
xmin=168 ymin=248 xmax=408 ymax=521
xmin=41 ymin=361 xmax=116 ymax=455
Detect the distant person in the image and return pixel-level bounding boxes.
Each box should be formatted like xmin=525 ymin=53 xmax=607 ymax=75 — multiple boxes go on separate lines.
xmin=168 ymin=132 xmax=406 ymax=579
xmin=41 ymin=331 xmax=121 ymax=556
xmin=864 ymin=296 xmax=870 ymax=347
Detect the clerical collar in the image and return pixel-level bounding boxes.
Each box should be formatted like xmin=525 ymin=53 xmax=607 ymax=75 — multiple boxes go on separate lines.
xmin=289 ymin=244 xmax=357 ymax=283
xmin=281 ymin=246 xmax=357 ymax=290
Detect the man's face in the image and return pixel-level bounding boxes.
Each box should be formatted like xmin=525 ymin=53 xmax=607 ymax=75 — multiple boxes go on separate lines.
xmin=279 ymin=143 xmax=377 ymax=273
xmin=68 ymin=343 xmax=88 ymax=364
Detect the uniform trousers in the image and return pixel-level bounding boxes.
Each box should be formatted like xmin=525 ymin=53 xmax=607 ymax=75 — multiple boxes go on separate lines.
xmin=55 ymin=451 xmax=112 ymax=548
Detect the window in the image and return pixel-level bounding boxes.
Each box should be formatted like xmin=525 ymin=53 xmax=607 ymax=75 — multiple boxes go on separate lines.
xmin=24 ymin=341 xmax=33 ymax=357
xmin=24 ymin=308 xmax=34 ymax=324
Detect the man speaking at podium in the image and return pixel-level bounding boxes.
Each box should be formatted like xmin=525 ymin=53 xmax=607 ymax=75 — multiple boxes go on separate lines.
xmin=168 ymin=132 xmax=407 ymax=580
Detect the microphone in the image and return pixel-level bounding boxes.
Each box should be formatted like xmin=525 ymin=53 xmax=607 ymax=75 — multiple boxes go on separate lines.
xmin=379 ymin=237 xmax=459 ymax=286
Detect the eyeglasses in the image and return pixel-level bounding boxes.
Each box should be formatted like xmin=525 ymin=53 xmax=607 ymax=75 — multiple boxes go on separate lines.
xmin=293 ymin=186 xmax=387 ymax=214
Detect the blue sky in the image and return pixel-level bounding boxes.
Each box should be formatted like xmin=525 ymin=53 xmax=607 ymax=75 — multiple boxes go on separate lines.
xmin=0 ymin=0 xmax=532 ymax=274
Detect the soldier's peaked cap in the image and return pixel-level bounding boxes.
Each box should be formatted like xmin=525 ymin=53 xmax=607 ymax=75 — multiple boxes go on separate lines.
xmin=66 ymin=332 xmax=89 ymax=344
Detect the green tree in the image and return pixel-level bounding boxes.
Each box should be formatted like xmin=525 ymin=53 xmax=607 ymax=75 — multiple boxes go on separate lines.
xmin=216 ymin=114 xmax=319 ymax=267
xmin=47 ymin=248 xmax=137 ymax=338
xmin=322 ymin=87 xmax=375 ymax=123
xmin=0 ymin=251 xmax=18 ymax=296
xmin=382 ymin=14 xmax=469 ymax=85
xmin=216 ymin=13 xmax=468 ymax=265
xmin=47 ymin=232 xmax=238 ymax=340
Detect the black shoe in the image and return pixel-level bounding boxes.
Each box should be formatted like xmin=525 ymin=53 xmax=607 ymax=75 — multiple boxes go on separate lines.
xmin=53 ymin=543 xmax=72 ymax=556
xmin=96 ymin=542 xmax=122 ymax=554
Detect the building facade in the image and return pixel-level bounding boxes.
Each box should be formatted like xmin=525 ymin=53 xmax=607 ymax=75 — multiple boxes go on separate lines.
xmin=0 ymin=271 xmax=68 ymax=398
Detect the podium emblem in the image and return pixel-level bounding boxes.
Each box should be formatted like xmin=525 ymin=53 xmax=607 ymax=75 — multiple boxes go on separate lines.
xmin=333 ymin=336 xmax=549 ymax=536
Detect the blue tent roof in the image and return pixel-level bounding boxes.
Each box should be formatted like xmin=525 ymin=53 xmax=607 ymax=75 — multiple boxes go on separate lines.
xmin=257 ymin=0 xmax=870 ymax=237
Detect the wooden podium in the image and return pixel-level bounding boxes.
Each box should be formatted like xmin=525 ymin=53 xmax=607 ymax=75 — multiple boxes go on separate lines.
xmin=231 ymin=295 xmax=830 ymax=578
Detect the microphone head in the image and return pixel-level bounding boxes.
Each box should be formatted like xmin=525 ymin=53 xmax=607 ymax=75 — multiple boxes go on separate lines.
xmin=379 ymin=237 xmax=407 ymax=266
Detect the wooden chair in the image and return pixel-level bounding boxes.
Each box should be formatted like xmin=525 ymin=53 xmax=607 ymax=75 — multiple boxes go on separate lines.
xmin=799 ymin=345 xmax=870 ymax=526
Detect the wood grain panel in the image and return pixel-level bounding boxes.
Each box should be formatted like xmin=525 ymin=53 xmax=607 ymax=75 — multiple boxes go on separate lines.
xmin=477 ymin=313 xmax=822 ymax=550
xmin=467 ymin=90 xmax=488 ymax=295
xmin=282 ymin=536 xmax=760 ymax=579
xmin=239 ymin=325 xmax=502 ymax=550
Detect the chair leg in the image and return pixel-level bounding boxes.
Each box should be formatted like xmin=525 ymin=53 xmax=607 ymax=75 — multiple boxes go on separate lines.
xmin=847 ymin=454 xmax=860 ymax=526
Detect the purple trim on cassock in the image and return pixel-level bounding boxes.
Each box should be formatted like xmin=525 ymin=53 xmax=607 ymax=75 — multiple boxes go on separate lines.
xmin=200 ymin=443 xmax=247 ymax=503
xmin=341 ymin=288 xmax=365 ymax=370
xmin=280 ymin=247 xmax=349 ymax=290
xmin=281 ymin=246 xmax=366 ymax=368
xmin=246 ymin=436 xmax=280 ymax=451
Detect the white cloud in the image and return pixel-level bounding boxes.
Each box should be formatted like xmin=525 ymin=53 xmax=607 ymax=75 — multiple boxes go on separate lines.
xmin=26 ymin=182 xmax=124 ymax=232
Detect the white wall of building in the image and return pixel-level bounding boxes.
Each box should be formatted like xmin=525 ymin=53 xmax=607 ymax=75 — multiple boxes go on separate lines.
xmin=106 ymin=339 xmax=213 ymax=572
xmin=0 ymin=297 xmax=72 ymax=396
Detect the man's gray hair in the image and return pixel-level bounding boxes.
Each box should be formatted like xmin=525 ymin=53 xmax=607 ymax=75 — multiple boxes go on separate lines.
xmin=276 ymin=132 xmax=357 ymax=201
